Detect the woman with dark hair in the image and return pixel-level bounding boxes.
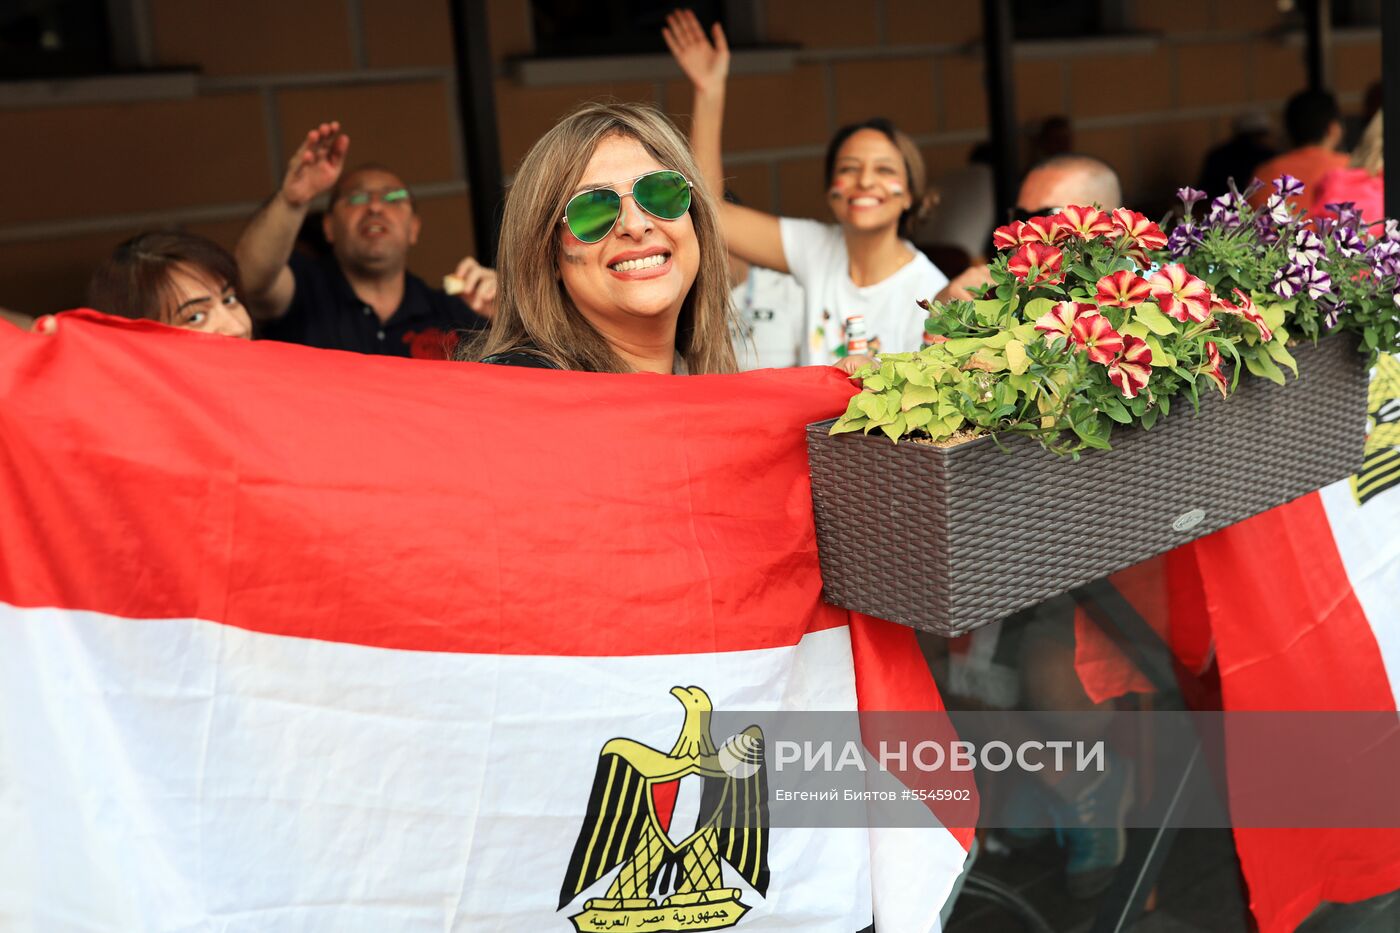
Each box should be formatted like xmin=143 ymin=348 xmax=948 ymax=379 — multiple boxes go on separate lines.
xmin=460 ymin=100 xmax=739 ymax=374
xmin=665 ymin=9 xmax=946 ymax=364
xmin=84 ymin=232 xmax=253 ymax=339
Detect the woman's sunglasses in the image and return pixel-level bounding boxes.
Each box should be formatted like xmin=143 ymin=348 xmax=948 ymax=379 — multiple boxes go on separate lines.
xmin=562 ymin=170 xmax=693 ymax=244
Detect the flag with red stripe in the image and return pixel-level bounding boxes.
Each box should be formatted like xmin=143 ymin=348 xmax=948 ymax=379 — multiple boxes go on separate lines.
xmin=0 ymin=312 xmax=970 ymax=932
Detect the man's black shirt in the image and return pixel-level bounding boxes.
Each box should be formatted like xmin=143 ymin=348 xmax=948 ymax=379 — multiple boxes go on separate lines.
xmin=260 ymin=253 xmax=488 ymax=359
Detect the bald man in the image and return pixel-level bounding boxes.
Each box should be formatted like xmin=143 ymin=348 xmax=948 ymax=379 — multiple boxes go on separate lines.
xmin=936 ymin=154 xmax=1122 ymax=302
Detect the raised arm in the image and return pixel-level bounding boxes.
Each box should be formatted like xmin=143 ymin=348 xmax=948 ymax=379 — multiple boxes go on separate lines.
xmin=664 ymin=10 xmax=788 ymax=273
xmin=234 ymin=122 xmax=350 ymax=321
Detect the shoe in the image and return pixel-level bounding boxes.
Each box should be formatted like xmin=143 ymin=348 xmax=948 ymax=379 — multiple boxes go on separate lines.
xmin=1055 ymin=752 xmax=1134 ymax=899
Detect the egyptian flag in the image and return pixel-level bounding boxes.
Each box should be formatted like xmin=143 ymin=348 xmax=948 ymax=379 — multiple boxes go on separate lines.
xmin=0 ymin=312 xmax=971 ymax=932
xmin=1071 ymin=354 xmax=1400 ymax=931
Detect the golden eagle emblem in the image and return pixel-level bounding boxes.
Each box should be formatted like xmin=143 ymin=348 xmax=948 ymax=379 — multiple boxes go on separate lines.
xmin=558 ymin=686 xmax=769 ymax=932
xmin=1352 ymin=353 xmax=1400 ymax=506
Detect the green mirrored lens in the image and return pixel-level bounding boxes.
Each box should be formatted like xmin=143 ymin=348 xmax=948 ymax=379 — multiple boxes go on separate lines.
xmin=345 ymin=192 xmax=370 ymax=207
xmin=634 ymin=171 xmax=691 ymax=219
xmin=383 ymin=188 xmax=410 ymax=204
xmin=565 ymin=189 xmax=621 ymax=243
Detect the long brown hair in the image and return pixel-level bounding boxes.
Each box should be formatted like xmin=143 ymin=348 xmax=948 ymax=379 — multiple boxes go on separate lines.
xmin=460 ymin=101 xmax=736 ymax=374
xmin=87 ymin=232 xmax=241 ymax=323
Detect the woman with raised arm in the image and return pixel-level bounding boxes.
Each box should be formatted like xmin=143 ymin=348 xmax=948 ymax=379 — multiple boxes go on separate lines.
xmin=663 ymin=8 xmax=946 ymax=364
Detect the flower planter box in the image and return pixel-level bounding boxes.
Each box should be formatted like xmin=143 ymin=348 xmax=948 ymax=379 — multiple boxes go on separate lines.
xmin=805 ymin=335 xmax=1369 ymax=637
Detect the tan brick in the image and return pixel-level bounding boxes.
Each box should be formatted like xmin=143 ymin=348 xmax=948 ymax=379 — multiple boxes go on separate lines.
xmin=885 ymin=0 xmax=981 ymax=47
xmin=362 ymin=0 xmax=453 ymax=69
xmin=1134 ymin=0 xmax=1216 ymax=34
xmin=1215 ymin=0 xmax=1283 ymax=32
xmin=666 ymin=65 xmax=830 ymax=152
xmin=777 ymin=157 xmax=832 ymax=221
xmin=1134 ymin=118 xmax=1216 ymax=209
xmin=922 ymin=143 xmax=980 ymax=189
xmin=1175 ymin=42 xmax=1250 ymax=107
xmin=408 ymin=193 xmax=478 ymax=284
xmin=181 ymin=218 xmax=249 ymax=253
xmin=765 ymin=0 xmax=879 ymax=48
xmin=718 ymin=162 xmax=776 ymax=213
xmin=487 ymin=0 xmax=534 ymax=60
xmin=1067 ymin=48 xmax=1173 ymax=118
xmin=1 ymin=229 xmax=145 ymax=317
xmin=278 ymin=80 xmax=458 ymax=185
xmin=1014 ymin=58 xmax=1065 ymax=123
xmin=1249 ymin=43 xmax=1306 ymax=103
xmin=832 ymin=57 xmax=936 ymax=134
xmin=150 ymin=0 xmax=353 ymax=76
xmin=938 ymin=55 xmax=986 ymax=132
xmin=1335 ymin=41 xmax=1381 ymax=96
xmin=1074 ymin=126 xmax=1140 ymax=203
xmin=496 ymin=80 xmax=658 ymax=171
xmin=0 ymin=95 xmax=270 ymax=226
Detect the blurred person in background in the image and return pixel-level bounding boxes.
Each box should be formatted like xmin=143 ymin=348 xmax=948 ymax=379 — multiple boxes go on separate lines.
xmin=1197 ymin=111 xmax=1276 ymax=199
xmin=1249 ymin=89 xmax=1348 ymax=210
xmin=1312 ymin=111 xmax=1385 ymax=230
xmin=236 ymin=122 xmax=497 ymax=360
xmin=915 ymin=142 xmax=996 ymax=278
xmin=665 ymin=9 xmax=945 ymax=364
xmin=936 ymin=154 xmax=1122 ymax=302
xmin=722 ymin=191 xmax=806 ymax=370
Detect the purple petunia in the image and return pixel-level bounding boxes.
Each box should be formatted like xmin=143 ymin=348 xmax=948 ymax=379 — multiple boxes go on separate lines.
xmin=1333 ymin=225 xmax=1366 ymax=258
xmin=1207 ymin=193 xmax=1244 ymax=229
xmin=1255 ymin=213 xmax=1280 ymax=244
xmin=1168 ymin=224 xmax=1203 ymax=259
xmin=1273 ymin=262 xmax=1333 ymax=300
xmin=1288 ymin=228 xmax=1324 ymax=265
xmin=1327 ymin=202 xmax=1362 ymax=230
xmin=1176 ymin=186 xmax=1207 ymax=214
xmin=1320 ymin=297 xmax=1344 ymax=329
xmin=1264 ymin=194 xmax=1293 ymax=225
xmin=1272 ymin=174 xmax=1305 ymax=199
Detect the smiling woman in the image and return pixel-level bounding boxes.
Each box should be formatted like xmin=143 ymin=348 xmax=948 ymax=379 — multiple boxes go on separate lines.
xmin=460 ymin=101 xmax=735 ymax=374
xmin=665 ymin=9 xmax=947 ymax=366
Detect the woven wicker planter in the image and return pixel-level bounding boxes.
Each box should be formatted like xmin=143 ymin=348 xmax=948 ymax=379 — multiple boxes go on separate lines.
xmin=806 ymin=334 xmax=1369 ymax=636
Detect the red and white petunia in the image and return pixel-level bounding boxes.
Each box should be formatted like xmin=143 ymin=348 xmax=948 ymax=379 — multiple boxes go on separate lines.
xmin=1210 ymin=288 xmax=1273 ymax=342
xmin=1058 ymin=204 xmax=1116 ymax=240
xmin=992 ymin=220 xmax=1028 ymax=251
xmin=1007 ymin=242 xmax=1066 ymax=286
xmin=1148 ymin=264 xmax=1213 ymax=323
xmin=1106 ymin=335 xmax=1154 ymax=399
xmin=1034 ymin=300 xmax=1097 ymax=344
xmin=1070 ymin=312 xmax=1125 ymax=365
xmin=1094 ymin=269 xmax=1153 ymax=307
xmin=1021 ymin=215 xmax=1071 ymax=244
xmin=1200 ymin=340 xmax=1228 ymax=398
xmin=1111 ymin=209 xmax=1168 ymax=250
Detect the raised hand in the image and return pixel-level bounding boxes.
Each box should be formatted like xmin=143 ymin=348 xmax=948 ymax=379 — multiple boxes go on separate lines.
xmin=444 ymin=257 xmax=499 ymax=319
xmin=281 ymin=122 xmax=350 ymax=209
xmin=662 ymin=8 xmax=730 ymax=96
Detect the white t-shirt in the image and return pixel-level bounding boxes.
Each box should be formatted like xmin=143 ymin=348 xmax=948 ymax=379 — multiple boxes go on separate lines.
xmin=729 ymin=266 xmax=806 ymax=370
xmin=779 ymin=217 xmax=947 ymax=365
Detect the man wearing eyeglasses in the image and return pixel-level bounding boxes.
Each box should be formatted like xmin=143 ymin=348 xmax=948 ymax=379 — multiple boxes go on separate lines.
xmin=235 ymin=121 xmax=496 ymax=359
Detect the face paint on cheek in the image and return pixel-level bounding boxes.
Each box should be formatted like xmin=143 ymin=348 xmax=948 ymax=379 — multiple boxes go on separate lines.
xmin=559 ymin=246 xmax=587 ymax=265
xmin=828 ymin=177 xmax=851 ymax=201
xmin=887 ymin=183 xmax=906 ymax=196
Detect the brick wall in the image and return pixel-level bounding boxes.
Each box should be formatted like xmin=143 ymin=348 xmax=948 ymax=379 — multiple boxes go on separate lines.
xmin=0 ymin=0 xmax=1382 ymax=316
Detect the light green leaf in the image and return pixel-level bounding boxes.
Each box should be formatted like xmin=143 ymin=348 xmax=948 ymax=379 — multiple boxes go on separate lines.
xmin=901 ymin=383 xmax=941 ymax=410
xmin=878 ymin=414 xmax=908 ymax=441
xmin=1258 ymin=302 xmax=1287 ymax=332
xmin=829 ymin=417 xmax=866 ymax=435
xmin=1263 ymin=337 xmax=1298 ymax=376
xmin=1005 ymin=339 xmax=1030 ymax=375
xmin=855 ymin=393 xmax=888 ymax=422
xmin=862 ymin=374 xmax=888 ymax=391
xmin=1121 ymin=321 xmax=1150 ymax=340
xmin=1133 ymin=302 xmax=1178 ymax=336
xmin=973 ymin=299 xmax=1005 ymax=325
xmin=903 ymin=406 xmax=934 ymax=429
xmin=1023 ymin=296 xmax=1057 ymax=323
xmin=1144 ymin=335 xmax=1176 ymax=368
xmin=943 ymin=336 xmax=986 ymax=356
xmin=1243 ymin=348 xmax=1285 ymax=385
